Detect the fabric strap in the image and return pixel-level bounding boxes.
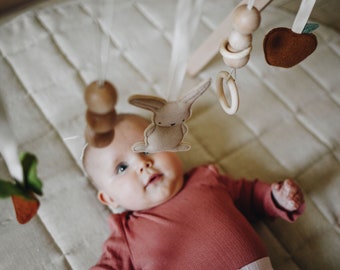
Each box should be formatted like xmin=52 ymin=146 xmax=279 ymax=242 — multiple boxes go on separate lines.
xmin=292 ymin=0 xmax=316 ymax=33
xmin=166 ymin=0 xmax=204 ymax=101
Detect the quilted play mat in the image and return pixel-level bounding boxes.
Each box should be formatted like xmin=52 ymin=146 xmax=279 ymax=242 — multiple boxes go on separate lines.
xmin=0 ymin=0 xmax=339 ymax=269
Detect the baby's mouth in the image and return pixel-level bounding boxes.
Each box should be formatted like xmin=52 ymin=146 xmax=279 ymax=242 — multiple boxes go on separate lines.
xmin=146 ymin=173 xmax=163 ymax=187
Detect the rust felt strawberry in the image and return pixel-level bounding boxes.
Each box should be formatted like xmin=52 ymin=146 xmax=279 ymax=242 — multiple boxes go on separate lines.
xmin=0 ymin=152 xmax=43 ymax=224
xmin=263 ymin=24 xmax=318 ymax=68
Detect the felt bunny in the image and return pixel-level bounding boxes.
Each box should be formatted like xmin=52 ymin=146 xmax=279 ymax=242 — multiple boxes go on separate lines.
xmin=128 ymin=78 xmax=211 ymax=153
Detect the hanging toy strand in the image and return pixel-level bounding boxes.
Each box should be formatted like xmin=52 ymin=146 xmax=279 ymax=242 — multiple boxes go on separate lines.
xmin=84 ymin=0 xmax=118 ymax=148
xmin=166 ymin=0 xmax=204 ymax=101
xmin=217 ymin=0 xmax=261 ymax=115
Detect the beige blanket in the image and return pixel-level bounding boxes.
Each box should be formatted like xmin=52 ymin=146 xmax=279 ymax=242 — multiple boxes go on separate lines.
xmin=0 ymin=0 xmax=339 ymax=269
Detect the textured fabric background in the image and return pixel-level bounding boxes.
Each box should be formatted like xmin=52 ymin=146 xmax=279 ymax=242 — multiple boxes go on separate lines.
xmin=0 ymin=0 xmax=339 ymax=269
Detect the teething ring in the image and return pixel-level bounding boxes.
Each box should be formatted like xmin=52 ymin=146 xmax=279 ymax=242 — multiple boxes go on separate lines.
xmin=219 ymin=39 xmax=252 ymax=60
xmin=216 ymin=71 xmax=239 ymax=115
xmin=219 ymin=40 xmax=252 ymax=68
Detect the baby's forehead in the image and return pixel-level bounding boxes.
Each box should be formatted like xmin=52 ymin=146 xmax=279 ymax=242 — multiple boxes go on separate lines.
xmin=84 ymin=115 xmax=148 ymax=160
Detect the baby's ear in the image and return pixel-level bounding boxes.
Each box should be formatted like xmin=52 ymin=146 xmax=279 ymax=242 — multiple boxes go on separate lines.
xmin=97 ymin=191 xmax=118 ymax=208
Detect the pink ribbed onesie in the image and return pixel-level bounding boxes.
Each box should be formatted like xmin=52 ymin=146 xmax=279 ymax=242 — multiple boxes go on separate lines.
xmin=91 ymin=165 xmax=304 ymax=270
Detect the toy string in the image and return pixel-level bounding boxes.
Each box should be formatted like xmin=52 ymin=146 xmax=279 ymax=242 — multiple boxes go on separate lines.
xmin=97 ymin=0 xmax=115 ymax=86
xmin=62 ymin=1 xmax=115 ymax=150
xmin=247 ymin=0 xmax=255 ymax=10
xmin=166 ymin=0 xmax=204 ymax=101
xmin=292 ymin=0 xmax=316 ymax=33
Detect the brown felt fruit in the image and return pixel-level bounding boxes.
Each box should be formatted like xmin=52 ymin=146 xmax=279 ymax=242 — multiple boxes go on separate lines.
xmin=85 ymin=81 xmax=117 ymax=114
xmin=11 ymin=193 xmax=40 ymax=224
xmin=263 ymin=27 xmax=317 ymax=68
xmin=86 ymin=109 xmax=117 ymax=133
xmin=85 ymin=126 xmax=114 ymax=148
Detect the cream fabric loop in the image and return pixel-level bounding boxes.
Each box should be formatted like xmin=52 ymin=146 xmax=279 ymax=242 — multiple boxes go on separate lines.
xmin=217 ymin=71 xmax=239 ymax=115
xmin=292 ymin=0 xmax=316 ymax=33
xmin=0 ymin=95 xmax=23 ymax=182
xmin=166 ymin=0 xmax=205 ymax=101
xmin=247 ymin=0 xmax=255 ymax=10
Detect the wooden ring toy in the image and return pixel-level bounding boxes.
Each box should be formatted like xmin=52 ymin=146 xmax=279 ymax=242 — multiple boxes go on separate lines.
xmin=220 ymin=39 xmax=252 ymax=60
xmin=216 ymin=71 xmax=239 ymax=115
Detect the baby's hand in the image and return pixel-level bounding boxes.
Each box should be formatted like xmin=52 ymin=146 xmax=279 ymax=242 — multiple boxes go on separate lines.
xmin=271 ymin=179 xmax=304 ymax=212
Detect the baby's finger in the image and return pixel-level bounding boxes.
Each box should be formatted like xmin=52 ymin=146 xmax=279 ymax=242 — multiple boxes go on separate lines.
xmin=271 ymin=182 xmax=280 ymax=191
xmin=295 ymin=191 xmax=304 ymax=205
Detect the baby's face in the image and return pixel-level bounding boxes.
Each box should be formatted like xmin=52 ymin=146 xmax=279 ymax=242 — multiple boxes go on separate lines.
xmin=85 ymin=115 xmax=184 ymax=212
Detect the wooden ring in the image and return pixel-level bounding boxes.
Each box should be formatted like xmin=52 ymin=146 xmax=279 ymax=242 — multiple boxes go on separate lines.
xmin=216 ymin=71 xmax=239 ymax=115
xmin=219 ymin=39 xmax=252 ymax=60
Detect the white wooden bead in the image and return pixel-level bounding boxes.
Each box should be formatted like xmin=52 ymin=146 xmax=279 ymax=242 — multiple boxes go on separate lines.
xmin=232 ymin=4 xmax=261 ymax=35
xmin=228 ymin=30 xmax=252 ymax=51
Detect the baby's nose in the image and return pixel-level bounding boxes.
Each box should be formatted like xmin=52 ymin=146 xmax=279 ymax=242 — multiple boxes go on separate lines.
xmin=139 ymin=159 xmax=152 ymax=173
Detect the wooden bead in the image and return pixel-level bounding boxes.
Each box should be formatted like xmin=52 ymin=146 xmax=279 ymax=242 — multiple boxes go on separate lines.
xmin=85 ymin=126 xmax=114 ymax=148
xmin=228 ymin=30 xmax=252 ymax=52
xmin=85 ymin=81 xmax=118 ymax=114
xmin=232 ymin=5 xmax=261 ymax=35
xmin=86 ymin=109 xmax=117 ymax=133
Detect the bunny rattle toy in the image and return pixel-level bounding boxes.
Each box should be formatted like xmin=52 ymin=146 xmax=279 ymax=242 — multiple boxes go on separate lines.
xmin=128 ymin=79 xmax=211 ymax=153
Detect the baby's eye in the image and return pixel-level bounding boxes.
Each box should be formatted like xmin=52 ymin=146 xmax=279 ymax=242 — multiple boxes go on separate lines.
xmin=116 ymin=162 xmax=128 ymax=175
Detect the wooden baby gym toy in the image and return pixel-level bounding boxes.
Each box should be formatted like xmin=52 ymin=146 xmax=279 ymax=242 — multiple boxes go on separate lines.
xmin=188 ymin=0 xmax=317 ymax=115
xmin=84 ymin=80 xmax=118 ymax=148
xmin=220 ymin=3 xmax=260 ymax=68
xmin=217 ymin=0 xmax=261 ymax=115
xmin=187 ymin=0 xmax=272 ymax=77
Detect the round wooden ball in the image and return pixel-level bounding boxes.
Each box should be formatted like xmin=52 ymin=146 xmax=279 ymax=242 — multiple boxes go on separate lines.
xmin=85 ymin=126 xmax=114 ymax=148
xmin=85 ymin=81 xmax=118 ymax=114
xmin=86 ymin=109 xmax=117 ymax=133
xmin=228 ymin=30 xmax=252 ymax=52
xmin=232 ymin=5 xmax=261 ymax=35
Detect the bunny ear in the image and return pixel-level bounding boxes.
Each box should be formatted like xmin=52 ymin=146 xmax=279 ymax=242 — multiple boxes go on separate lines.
xmin=181 ymin=78 xmax=211 ymax=105
xmin=128 ymin=95 xmax=167 ymax=112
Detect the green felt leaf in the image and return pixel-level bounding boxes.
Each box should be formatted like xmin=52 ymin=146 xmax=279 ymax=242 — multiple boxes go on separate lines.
xmin=0 ymin=180 xmax=31 ymax=199
xmin=20 ymin=152 xmax=43 ymax=196
xmin=302 ymin=22 xmax=319 ymax=34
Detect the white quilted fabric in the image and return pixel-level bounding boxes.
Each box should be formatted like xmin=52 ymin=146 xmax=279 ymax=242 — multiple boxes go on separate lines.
xmin=0 ymin=0 xmax=339 ymax=269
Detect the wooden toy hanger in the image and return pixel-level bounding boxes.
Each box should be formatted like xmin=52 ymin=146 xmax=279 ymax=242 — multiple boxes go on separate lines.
xmin=187 ymin=0 xmax=272 ymax=77
xmin=188 ymin=0 xmax=317 ymax=114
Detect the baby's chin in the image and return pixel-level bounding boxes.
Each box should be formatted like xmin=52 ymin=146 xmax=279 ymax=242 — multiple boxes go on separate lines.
xmin=111 ymin=205 xmax=127 ymax=214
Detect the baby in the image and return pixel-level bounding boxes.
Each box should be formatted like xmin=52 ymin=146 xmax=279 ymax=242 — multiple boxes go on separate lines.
xmin=83 ymin=113 xmax=305 ymax=270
